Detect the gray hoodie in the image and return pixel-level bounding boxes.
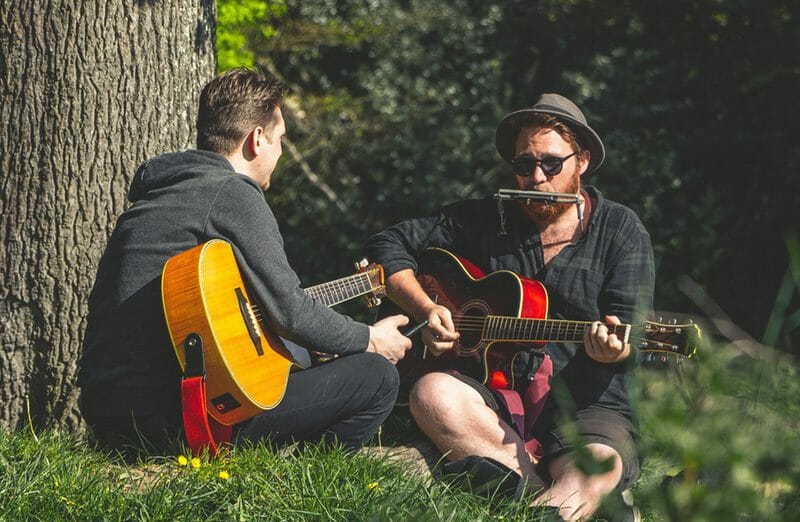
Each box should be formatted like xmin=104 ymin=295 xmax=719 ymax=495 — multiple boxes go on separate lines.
xmin=78 ymin=150 xmax=369 ymax=419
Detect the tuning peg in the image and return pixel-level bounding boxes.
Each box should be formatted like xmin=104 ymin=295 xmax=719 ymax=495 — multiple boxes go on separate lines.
xmin=658 ymin=315 xmax=663 ymax=322
xmin=672 ymin=318 xmax=678 ymax=325
xmin=354 ymin=258 xmax=368 ymax=270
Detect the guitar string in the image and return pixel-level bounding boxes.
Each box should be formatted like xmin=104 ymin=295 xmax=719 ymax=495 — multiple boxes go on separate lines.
xmin=249 ymin=272 xmax=379 ymax=320
xmin=247 ymin=310 xmax=677 ymax=350
xmin=443 ymin=316 xmax=659 ymax=346
xmin=447 ymin=319 xmax=680 ymax=349
xmin=448 ymin=316 xmax=616 ymax=331
xmin=446 ymin=316 xmax=678 ymax=350
xmin=449 ymin=315 xmax=615 ymax=325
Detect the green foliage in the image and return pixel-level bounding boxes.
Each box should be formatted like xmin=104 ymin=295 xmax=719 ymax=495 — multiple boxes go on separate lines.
xmin=561 ymin=0 xmax=800 ymax=333
xmin=217 ymin=0 xmax=287 ymax=71
xmin=762 ymin=232 xmax=800 ymax=350
xmin=633 ymin=348 xmax=800 ymax=520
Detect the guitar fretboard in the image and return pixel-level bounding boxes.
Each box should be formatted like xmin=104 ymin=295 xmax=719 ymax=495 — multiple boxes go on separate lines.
xmin=304 ymin=272 xmax=375 ymax=307
xmin=482 ymin=315 xmax=631 ymax=344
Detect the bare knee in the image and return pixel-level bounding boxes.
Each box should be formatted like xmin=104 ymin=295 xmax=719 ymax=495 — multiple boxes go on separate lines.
xmin=408 ymin=372 xmax=462 ymax=425
xmin=540 ymin=444 xmax=624 ymax=520
xmin=408 ymin=372 xmax=488 ymax=440
xmin=584 ymin=444 xmax=623 ymax=497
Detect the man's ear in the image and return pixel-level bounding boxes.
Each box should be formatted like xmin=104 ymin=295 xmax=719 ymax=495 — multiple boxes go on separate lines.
xmin=244 ymin=126 xmax=265 ymax=158
xmin=578 ymin=149 xmax=591 ymax=176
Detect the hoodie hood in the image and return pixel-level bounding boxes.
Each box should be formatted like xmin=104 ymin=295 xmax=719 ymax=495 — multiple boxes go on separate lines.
xmin=128 ymin=150 xmax=234 ymax=202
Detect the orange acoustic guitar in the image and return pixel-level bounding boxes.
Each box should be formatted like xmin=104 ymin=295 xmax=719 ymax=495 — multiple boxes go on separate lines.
xmin=161 ymin=239 xmax=385 ymax=426
xmin=390 ymin=247 xmax=700 ymax=401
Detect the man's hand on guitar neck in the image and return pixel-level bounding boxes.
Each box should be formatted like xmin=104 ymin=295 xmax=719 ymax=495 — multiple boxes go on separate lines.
xmin=368 ymin=315 xmax=413 ymax=364
xmin=584 ymin=315 xmax=632 ymax=363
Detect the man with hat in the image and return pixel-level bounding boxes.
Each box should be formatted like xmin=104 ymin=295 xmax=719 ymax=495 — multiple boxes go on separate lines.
xmin=365 ymin=93 xmax=654 ymax=520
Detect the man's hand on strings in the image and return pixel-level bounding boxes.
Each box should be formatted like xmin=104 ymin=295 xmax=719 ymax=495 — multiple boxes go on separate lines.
xmin=421 ymin=304 xmax=459 ymax=356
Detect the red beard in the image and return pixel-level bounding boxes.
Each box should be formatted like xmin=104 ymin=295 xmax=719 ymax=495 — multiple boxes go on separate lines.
xmin=517 ymin=167 xmax=581 ymax=222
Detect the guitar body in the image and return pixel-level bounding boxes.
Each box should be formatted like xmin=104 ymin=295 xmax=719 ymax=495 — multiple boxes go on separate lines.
xmin=395 ymin=247 xmax=550 ymax=395
xmin=162 ymin=240 xmax=294 ymax=426
xmin=390 ymin=248 xmax=700 ymax=403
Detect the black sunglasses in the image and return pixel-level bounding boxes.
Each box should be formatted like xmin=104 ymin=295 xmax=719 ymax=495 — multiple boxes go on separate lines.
xmin=511 ymin=151 xmax=578 ymax=177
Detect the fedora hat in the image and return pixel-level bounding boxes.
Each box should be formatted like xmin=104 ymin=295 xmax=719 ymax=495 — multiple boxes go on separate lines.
xmin=495 ymin=93 xmax=605 ymax=173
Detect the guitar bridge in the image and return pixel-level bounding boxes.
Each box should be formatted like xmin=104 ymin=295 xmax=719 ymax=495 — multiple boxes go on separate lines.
xmin=235 ymin=287 xmax=264 ymax=356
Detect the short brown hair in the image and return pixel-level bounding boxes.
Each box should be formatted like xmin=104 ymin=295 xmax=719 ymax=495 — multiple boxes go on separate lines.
xmin=196 ymin=68 xmax=285 ymax=155
xmin=512 ymin=113 xmax=584 ymax=153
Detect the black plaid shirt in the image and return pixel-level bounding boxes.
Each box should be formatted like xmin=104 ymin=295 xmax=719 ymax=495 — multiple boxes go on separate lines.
xmin=365 ymin=186 xmax=655 ymax=423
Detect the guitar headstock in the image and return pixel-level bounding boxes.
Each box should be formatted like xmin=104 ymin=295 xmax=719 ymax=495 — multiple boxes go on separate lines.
xmin=354 ymin=258 xmax=386 ymax=308
xmin=638 ymin=319 xmax=702 ymax=359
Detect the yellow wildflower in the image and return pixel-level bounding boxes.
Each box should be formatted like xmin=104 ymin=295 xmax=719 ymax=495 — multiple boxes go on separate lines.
xmin=367 ymin=481 xmax=381 ymax=491
xmin=177 ymin=455 xmax=189 ymax=466
xmin=191 ymin=457 xmax=201 ymax=469
xmin=218 ymin=470 xmax=230 ymax=480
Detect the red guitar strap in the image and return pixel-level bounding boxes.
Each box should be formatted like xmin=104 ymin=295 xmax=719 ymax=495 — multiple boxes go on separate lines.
xmin=181 ymin=376 xmax=232 ymax=457
xmin=491 ymin=354 xmax=553 ymax=460
xmin=180 ymin=334 xmax=232 ymax=457
xmin=523 ymin=353 xmax=553 ymax=439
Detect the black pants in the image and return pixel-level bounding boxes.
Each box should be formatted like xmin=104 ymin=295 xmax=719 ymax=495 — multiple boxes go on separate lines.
xmin=86 ymin=351 xmax=398 ymax=458
xmin=236 ymin=351 xmax=398 ymax=450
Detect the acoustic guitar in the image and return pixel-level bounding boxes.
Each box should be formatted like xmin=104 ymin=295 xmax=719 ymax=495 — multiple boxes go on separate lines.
xmin=162 ymin=239 xmax=385 ymax=426
xmin=392 ymin=247 xmax=700 ymax=398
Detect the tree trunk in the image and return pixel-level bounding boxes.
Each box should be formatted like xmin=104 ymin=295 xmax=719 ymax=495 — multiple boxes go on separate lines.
xmin=0 ymin=0 xmax=216 ymax=432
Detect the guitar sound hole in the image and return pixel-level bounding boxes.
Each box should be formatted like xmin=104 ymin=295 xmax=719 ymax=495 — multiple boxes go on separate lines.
xmin=456 ymin=300 xmax=490 ymax=356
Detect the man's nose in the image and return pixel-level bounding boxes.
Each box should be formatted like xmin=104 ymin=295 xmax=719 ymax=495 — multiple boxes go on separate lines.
xmin=529 ymin=164 xmax=549 ymax=183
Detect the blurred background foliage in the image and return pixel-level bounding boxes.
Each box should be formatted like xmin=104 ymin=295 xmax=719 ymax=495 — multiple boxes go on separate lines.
xmin=633 ymin=350 xmax=800 ymax=520
xmin=217 ymin=0 xmax=800 ymax=353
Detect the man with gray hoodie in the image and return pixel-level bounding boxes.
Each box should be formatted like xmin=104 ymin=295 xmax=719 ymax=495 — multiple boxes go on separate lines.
xmin=78 ymin=68 xmax=412 ymax=458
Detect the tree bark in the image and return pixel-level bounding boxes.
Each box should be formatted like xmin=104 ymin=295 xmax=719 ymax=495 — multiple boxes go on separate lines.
xmin=0 ymin=0 xmax=216 ymax=431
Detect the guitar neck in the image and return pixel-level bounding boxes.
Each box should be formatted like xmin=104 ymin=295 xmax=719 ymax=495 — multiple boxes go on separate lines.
xmin=482 ymin=315 xmax=631 ymax=344
xmin=304 ymin=272 xmax=375 ymax=307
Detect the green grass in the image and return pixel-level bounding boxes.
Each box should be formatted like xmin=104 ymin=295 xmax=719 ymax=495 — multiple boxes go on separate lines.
xmin=2 ymin=341 xmax=798 ymax=521
xmin=0 ymin=430 xmax=547 ymax=521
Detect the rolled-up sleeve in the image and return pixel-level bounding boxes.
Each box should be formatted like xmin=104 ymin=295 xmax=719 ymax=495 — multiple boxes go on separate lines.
xmin=365 ymin=214 xmax=452 ymax=277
